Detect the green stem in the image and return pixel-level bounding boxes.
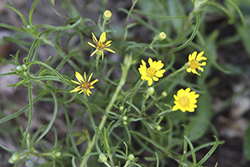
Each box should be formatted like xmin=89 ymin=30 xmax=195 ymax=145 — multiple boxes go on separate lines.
xmin=156 ymin=65 xmax=186 ymax=86
xmin=79 ymin=56 xmax=132 ymax=167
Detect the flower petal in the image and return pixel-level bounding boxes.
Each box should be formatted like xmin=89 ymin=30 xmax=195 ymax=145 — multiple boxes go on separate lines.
xmin=75 ymin=72 xmax=84 ymax=82
xmin=104 ymin=48 xmax=115 ymax=53
xmin=100 ymin=32 xmax=106 ymax=43
xmin=92 ymin=33 xmax=98 ymax=44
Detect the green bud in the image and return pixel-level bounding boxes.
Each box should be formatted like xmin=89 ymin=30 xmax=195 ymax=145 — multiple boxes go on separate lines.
xmin=147 ymin=87 xmax=155 ymax=96
xmin=158 ymin=32 xmax=166 ymax=41
xmin=123 ymin=121 xmax=127 ymax=125
xmin=27 ymin=133 xmax=31 ymax=140
xmin=23 ymin=72 xmax=28 ymax=77
xmin=8 ymin=158 xmax=15 ymax=164
xmin=122 ymin=116 xmax=128 ymax=121
xmin=11 ymin=152 xmax=20 ymax=161
xmin=156 ymin=125 xmax=162 ymax=131
xmin=22 ymin=64 xmax=27 ymax=70
xmin=98 ymin=153 xmax=107 ymax=163
xmin=55 ymin=152 xmax=61 ymax=157
xmin=119 ymin=105 xmax=125 ymax=111
xmin=103 ymin=10 xmax=112 ymax=20
xmin=128 ymin=154 xmax=135 ymax=161
xmin=16 ymin=65 xmax=23 ymax=71
xmin=26 ymin=25 xmax=31 ymax=29
xmin=161 ymin=91 xmax=167 ymax=97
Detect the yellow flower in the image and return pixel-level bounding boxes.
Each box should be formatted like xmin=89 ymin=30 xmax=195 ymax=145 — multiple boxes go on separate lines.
xmin=70 ymin=72 xmax=98 ymax=96
xmin=138 ymin=58 xmax=166 ymax=86
xmin=186 ymin=51 xmax=206 ymax=75
xmin=172 ymin=88 xmax=199 ymax=112
xmin=103 ymin=10 xmax=112 ymax=20
xmin=88 ymin=32 xmax=115 ymax=60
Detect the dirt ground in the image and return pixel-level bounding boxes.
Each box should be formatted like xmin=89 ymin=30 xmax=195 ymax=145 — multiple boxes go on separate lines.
xmin=0 ymin=0 xmax=250 ymax=167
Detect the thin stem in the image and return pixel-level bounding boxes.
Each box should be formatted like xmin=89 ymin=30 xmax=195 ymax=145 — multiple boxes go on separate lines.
xmin=80 ymin=56 xmax=132 ymax=167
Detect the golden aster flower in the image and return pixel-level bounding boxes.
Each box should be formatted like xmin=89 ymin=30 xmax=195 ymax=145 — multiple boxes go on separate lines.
xmin=186 ymin=51 xmax=207 ymax=75
xmin=88 ymin=32 xmax=115 ymax=60
xmin=172 ymin=88 xmax=199 ymax=112
xmin=70 ymin=72 xmax=98 ymax=96
xmin=138 ymin=58 xmax=166 ymax=86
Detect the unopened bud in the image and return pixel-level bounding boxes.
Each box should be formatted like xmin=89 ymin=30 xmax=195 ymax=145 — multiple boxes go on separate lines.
xmin=16 ymin=65 xmax=23 ymax=71
xmin=122 ymin=116 xmax=128 ymax=121
xmin=98 ymin=153 xmax=107 ymax=163
xmin=128 ymin=154 xmax=135 ymax=161
xmin=147 ymin=87 xmax=155 ymax=96
xmin=161 ymin=91 xmax=167 ymax=97
xmin=156 ymin=125 xmax=162 ymax=131
xmin=119 ymin=105 xmax=125 ymax=111
xmin=103 ymin=10 xmax=112 ymax=20
xmin=158 ymin=32 xmax=166 ymax=41
xmin=22 ymin=64 xmax=27 ymax=70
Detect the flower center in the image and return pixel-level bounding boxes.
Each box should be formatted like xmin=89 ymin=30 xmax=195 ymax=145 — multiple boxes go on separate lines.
xmin=81 ymin=81 xmax=91 ymax=90
xmin=97 ymin=42 xmax=105 ymax=50
xmin=189 ymin=60 xmax=199 ymax=69
xmin=179 ymin=96 xmax=189 ymax=108
xmin=146 ymin=67 xmax=156 ymax=77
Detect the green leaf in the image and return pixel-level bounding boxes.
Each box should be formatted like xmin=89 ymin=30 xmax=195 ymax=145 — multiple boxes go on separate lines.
xmin=187 ymin=92 xmax=211 ymax=141
xmin=244 ymin=121 xmax=250 ymax=160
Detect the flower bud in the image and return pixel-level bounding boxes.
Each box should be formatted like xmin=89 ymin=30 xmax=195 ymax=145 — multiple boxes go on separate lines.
xmin=158 ymin=32 xmax=166 ymax=41
xmin=122 ymin=116 xmax=128 ymax=121
xmin=123 ymin=121 xmax=127 ymax=125
xmin=55 ymin=152 xmax=61 ymax=157
xmin=23 ymin=72 xmax=28 ymax=77
xmin=22 ymin=64 xmax=27 ymax=70
xmin=103 ymin=10 xmax=112 ymax=20
xmin=16 ymin=65 xmax=23 ymax=71
xmin=161 ymin=91 xmax=167 ymax=97
xmin=156 ymin=125 xmax=162 ymax=131
xmin=128 ymin=154 xmax=135 ymax=161
xmin=98 ymin=153 xmax=107 ymax=163
xmin=8 ymin=158 xmax=15 ymax=164
xmin=119 ymin=105 xmax=125 ymax=111
xmin=10 ymin=152 xmax=20 ymax=162
xmin=147 ymin=87 xmax=155 ymax=96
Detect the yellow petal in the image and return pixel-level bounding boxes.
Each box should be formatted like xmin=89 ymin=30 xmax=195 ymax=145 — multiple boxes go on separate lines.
xmin=75 ymin=72 xmax=84 ymax=82
xmin=84 ymin=72 xmax=87 ymax=81
xmin=148 ymin=58 xmax=153 ymax=66
xmin=88 ymin=73 xmax=93 ymax=82
xmin=172 ymin=105 xmax=178 ymax=111
xmin=91 ymin=79 xmax=98 ymax=85
xmin=153 ymin=77 xmax=159 ymax=81
xmin=186 ymin=68 xmax=192 ymax=73
xmin=88 ymin=42 xmax=96 ymax=48
xmin=105 ymin=40 xmax=112 ymax=45
xmin=147 ymin=78 xmax=153 ymax=86
xmin=90 ymin=49 xmax=98 ymax=57
xmin=104 ymin=48 xmax=115 ymax=53
xmin=92 ymin=33 xmax=98 ymax=44
xmin=188 ymin=53 xmax=193 ymax=61
xmin=196 ymin=51 xmax=205 ymax=61
xmin=191 ymin=51 xmax=197 ymax=60
xmin=71 ymin=80 xmax=80 ymax=85
xmin=100 ymin=32 xmax=106 ymax=43
xmin=70 ymin=86 xmax=81 ymax=93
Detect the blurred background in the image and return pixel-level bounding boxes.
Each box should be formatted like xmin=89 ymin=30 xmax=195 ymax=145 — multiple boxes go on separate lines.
xmin=0 ymin=0 xmax=250 ymax=166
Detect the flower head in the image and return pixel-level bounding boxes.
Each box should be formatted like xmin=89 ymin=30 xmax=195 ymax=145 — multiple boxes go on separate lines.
xmin=103 ymin=10 xmax=112 ymax=20
xmin=172 ymin=88 xmax=199 ymax=112
xmin=88 ymin=32 xmax=115 ymax=60
xmin=186 ymin=51 xmax=206 ymax=75
xmin=70 ymin=72 xmax=98 ymax=96
xmin=25 ymin=160 xmax=33 ymax=167
xmin=138 ymin=58 xmax=166 ymax=86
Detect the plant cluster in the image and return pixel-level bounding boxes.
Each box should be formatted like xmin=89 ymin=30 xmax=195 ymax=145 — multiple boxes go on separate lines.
xmin=0 ymin=0 xmax=246 ymax=166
